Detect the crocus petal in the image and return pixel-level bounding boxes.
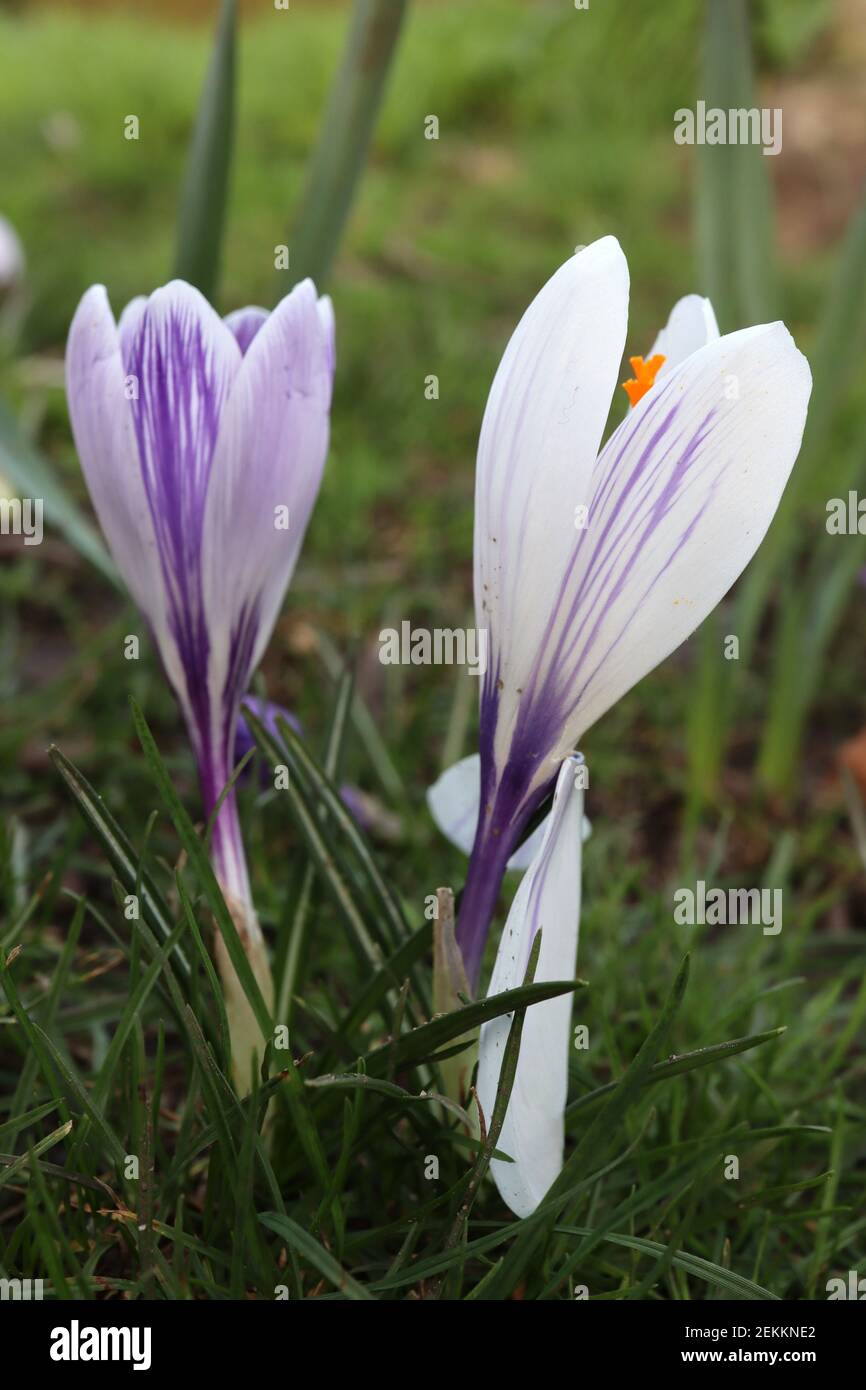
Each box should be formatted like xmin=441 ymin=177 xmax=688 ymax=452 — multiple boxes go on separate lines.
xmin=317 ymin=294 xmax=336 ymax=375
xmin=474 ymin=237 xmax=629 ymax=777
xmin=66 ymin=286 xmax=170 ymax=659
xmin=224 ymin=306 xmax=269 ymax=356
xmin=0 ymin=214 xmax=25 ymax=287
xmin=117 ymin=295 xmax=147 ymax=364
xmin=649 ymin=294 xmax=719 ymax=375
xmin=235 ymin=695 xmax=302 ymax=767
xmin=201 ymin=279 xmax=333 ymax=731
xmin=427 ymin=753 xmax=589 ymax=868
xmin=527 ymin=321 xmax=812 ymax=767
xmin=476 ymin=755 xmax=584 ymax=1218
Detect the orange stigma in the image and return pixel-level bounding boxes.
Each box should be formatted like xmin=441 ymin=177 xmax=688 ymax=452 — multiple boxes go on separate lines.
xmin=621 ymin=353 xmax=666 ymax=407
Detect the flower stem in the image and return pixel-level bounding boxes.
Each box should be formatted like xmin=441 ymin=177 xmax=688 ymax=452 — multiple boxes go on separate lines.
xmin=201 ymin=747 xmax=273 ymax=1094
xmin=456 ymin=827 xmax=516 ymax=993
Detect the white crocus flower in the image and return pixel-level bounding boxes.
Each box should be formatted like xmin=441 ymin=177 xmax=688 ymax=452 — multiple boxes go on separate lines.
xmin=428 ymin=236 xmax=810 ymax=994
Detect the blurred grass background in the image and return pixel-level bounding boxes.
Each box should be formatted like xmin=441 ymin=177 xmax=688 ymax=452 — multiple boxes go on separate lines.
xmin=3 ymin=0 xmax=866 ymax=833
xmin=1 ymin=0 xmax=866 ymax=1298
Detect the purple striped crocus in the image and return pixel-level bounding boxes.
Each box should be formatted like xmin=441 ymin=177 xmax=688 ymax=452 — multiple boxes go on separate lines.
xmin=430 ymin=236 xmax=811 ymax=989
xmin=66 ymin=278 xmax=334 ymax=1088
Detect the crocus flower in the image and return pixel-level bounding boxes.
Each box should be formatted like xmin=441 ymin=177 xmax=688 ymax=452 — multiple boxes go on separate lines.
xmin=476 ymin=754 xmax=584 ymax=1217
xmin=66 ymin=278 xmax=334 ymax=1087
xmin=430 ymin=236 xmax=811 ymax=988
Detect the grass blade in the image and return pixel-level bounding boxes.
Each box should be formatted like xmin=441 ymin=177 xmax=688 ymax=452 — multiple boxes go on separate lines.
xmin=174 ymin=0 xmax=236 ymax=300
xmin=287 ymin=0 xmax=408 ymax=287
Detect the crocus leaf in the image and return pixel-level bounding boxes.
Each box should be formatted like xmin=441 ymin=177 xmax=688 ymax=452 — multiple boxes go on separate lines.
xmin=287 ymin=0 xmax=408 ymax=287
xmin=697 ymin=0 xmax=775 ymax=328
xmin=174 ymin=0 xmax=236 ymax=301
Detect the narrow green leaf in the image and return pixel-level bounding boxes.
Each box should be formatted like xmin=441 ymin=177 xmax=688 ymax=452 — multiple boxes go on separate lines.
xmin=287 ymin=0 xmax=408 ymax=287
xmin=363 ymin=976 xmax=584 ymax=1078
xmin=566 ymin=1026 xmax=785 ymax=1117
xmin=259 ymin=1212 xmax=376 ymax=1300
xmin=130 ymin=698 xmax=271 ymax=1040
xmin=0 ymin=1119 xmax=73 ymax=1191
xmin=554 ymin=1225 xmax=779 ymax=1301
xmin=174 ymin=0 xmax=236 ymax=300
xmin=696 ymin=0 xmax=775 ymax=327
xmin=50 ymin=745 xmax=191 ymax=980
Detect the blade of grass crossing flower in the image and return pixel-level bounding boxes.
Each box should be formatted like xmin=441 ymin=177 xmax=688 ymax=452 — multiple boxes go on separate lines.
xmin=271 ymin=710 xmax=431 ymax=1023
xmin=490 ymin=955 xmax=691 ymax=1297
xmin=274 ymin=666 xmax=353 ymax=1024
xmin=434 ymin=931 xmax=544 ymax=1299
xmin=287 ymin=0 xmax=409 ymax=288
xmin=274 ymin=714 xmax=410 ymax=949
xmin=242 ymin=705 xmax=384 ymax=972
xmin=362 ymin=976 xmax=583 ymax=1078
xmin=177 ymin=877 xmax=231 ymax=1075
xmin=174 ymin=0 xmax=236 ymax=300
xmin=130 ymin=699 xmax=271 ymax=1040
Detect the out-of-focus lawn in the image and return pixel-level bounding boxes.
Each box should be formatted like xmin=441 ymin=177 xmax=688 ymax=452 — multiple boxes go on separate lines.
xmin=0 ymin=0 xmax=847 ymax=698
xmin=1 ymin=0 xmax=860 ymax=884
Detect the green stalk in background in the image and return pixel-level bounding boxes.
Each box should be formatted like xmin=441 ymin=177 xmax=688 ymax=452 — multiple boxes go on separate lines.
xmin=174 ymin=0 xmax=236 ymax=302
xmin=286 ymin=0 xmax=409 ymax=289
xmin=696 ymin=0 xmax=775 ymax=330
xmin=690 ymin=0 xmax=866 ymax=801
xmin=687 ymin=0 xmax=774 ymax=810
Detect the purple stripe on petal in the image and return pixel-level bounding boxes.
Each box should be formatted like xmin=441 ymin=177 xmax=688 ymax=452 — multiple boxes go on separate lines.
xmin=125 ymin=281 xmax=241 ymax=731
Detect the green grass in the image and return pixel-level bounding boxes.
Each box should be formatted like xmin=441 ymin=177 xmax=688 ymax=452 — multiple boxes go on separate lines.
xmin=0 ymin=0 xmax=865 ymax=1300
